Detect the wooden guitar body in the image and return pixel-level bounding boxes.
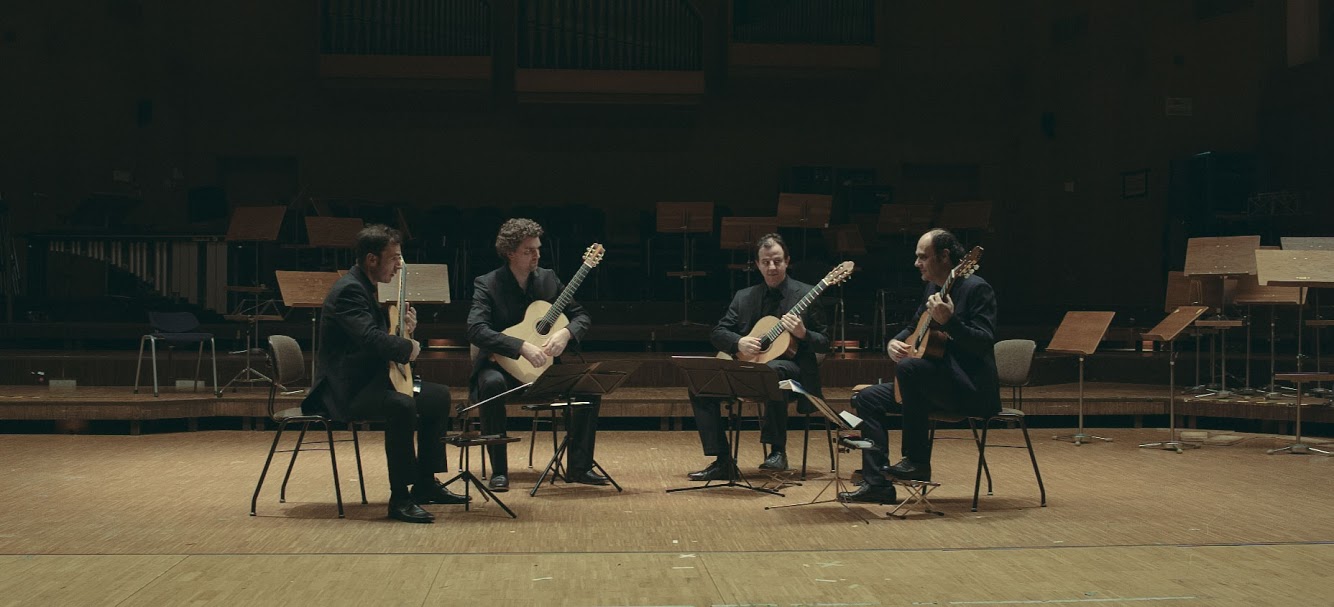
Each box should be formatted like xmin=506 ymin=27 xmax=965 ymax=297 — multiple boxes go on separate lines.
xmin=387 ymin=303 xmax=414 ymax=396
xmin=734 ymin=315 xmax=797 ymax=363
xmin=493 ymin=300 xmax=571 ymax=384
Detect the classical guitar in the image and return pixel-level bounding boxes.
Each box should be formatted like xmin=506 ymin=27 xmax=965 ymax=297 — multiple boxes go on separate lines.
xmin=893 ymin=246 xmax=982 ymax=402
xmin=387 ymin=261 xmax=415 ymax=396
xmin=492 ymin=243 xmax=605 ymax=383
xmin=730 ymin=261 xmax=855 ymax=364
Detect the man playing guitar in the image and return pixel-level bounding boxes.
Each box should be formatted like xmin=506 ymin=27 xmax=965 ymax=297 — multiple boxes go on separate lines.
xmin=841 ymin=228 xmax=1000 ymax=504
xmin=686 ymin=233 xmax=831 ymax=480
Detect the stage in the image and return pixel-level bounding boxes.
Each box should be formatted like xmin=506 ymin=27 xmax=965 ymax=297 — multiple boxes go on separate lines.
xmin=2 ymin=428 xmax=1332 ymax=605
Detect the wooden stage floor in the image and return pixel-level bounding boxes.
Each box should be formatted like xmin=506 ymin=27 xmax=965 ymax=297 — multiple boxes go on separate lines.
xmin=2 ymin=428 xmax=1333 ymax=605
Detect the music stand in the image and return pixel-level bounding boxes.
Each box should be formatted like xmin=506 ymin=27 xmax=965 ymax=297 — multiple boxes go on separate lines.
xmin=1183 ymin=236 xmax=1260 ymax=396
xmin=776 ymin=193 xmax=832 ymax=257
xmin=1139 ymin=306 xmax=1208 ymax=453
xmin=1267 ymin=372 xmax=1334 ymax=456
xmin=1280 ymin=237 xmax=1334 ymax=396
xmin=765 ymin=380 xmax=886 ymax=522
xmin=656 ymin=202 xmax=714 ymax=326
xmin=937 ymin=200 xmax=992 ymax=246
xmin=666 ymin=356 xmax=786 ymax=496
xmin=528 ymin=361 xmax=639 ymax=496
xmin=1165 ymin=271 xmax=1225 ymax=392
xmin=376 ymin=263 xmax=452 ymax=306
xmin=274 ymin=271 xmax=340 ymax=382
xmin=872 ymin=203 xmax=935 ymax=346
xmin=1232 ymin=269 xmax=1304 ymax=398
xmin=823 ymin=225 xmax=867 ymax=357
xmin=222 ymin=299 xmax=284 ymax=391
xmin=1256 ymin=248 xmax=1334 ymax=404
xmin=304 ymin=216 xmax=363 ymax=269
xmin=1048 ymin=311 xmax=1116 ymax=445
xmin=720 ymin=216 xmax=779 ymax=292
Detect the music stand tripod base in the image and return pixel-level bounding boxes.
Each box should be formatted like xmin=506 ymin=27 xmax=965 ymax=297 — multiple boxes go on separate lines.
xmin=441 ymin=434 xmax=520 ymax=518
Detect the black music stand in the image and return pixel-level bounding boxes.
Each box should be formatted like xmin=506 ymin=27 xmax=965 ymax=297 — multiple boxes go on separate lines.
xmin=224 ymin=206 xmax=287 ymax=390
xmin=1049 ymin=311 xmax=1116 ymax=446
xmin=666 ymin=357 xmax=786 ymax=497
xmin=444 ymin=370 xmax=586 ymax=519
xmin=222 ymin=299 xmax=284 ymax=391
xmin=1139 ymin=305 xmax=1208 ymax=453
xmin=776 ymin=193 xmax=832 ymax=258
xmin=529 ymin=361 xmax=639 ymax=496
xmin=764 ymin=380 xmax=880 ymax=522
xmin=657 ymin=202 xmax=714 ymax=326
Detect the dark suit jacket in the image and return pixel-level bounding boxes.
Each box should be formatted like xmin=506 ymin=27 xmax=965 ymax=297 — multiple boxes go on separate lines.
xmin=302 ymin=264 xmax=414 ymax=422
xmin=467 ymin=266 xmax=591 ymax=379
xmin=893 ymin=274 xmax=1001 ymax=412
xmin=712 ymin=277 xmax=830 ymax=397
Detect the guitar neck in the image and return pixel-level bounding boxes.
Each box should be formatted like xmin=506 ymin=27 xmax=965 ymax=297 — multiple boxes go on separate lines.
xmin=762 ymin=280 xmax=828 ymax=341
xmin=396 ymin=267 xmax=409 ymax=337
xmin=541 ymin=263 xmax=592 ymax=326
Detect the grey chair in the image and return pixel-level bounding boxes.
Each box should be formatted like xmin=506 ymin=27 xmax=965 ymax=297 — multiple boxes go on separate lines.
xmin=929 ymin=339 xmax=1046 ymax=511
xmin=133 ymin=311 xmax=219 ymax=397
xmin=250 ymin=335 xmax=366 ymax=518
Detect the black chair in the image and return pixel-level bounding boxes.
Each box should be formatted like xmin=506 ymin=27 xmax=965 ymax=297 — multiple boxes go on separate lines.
xmin=250 ymin=335 xmax=366 ymax=518
xmin=133 ymin=311 xmax=219 ymax=397
xmin=929 ymin=339 xmax=1046 ymax=511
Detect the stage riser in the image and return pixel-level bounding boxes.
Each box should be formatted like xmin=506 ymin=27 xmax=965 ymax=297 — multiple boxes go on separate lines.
xmin=0 ymin=350 xmax=1282 ymax=389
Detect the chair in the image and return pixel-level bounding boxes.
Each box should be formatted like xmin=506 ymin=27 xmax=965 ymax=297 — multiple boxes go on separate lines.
xmin=133 ymin=311 xmax=219 ymax=397
xmin=928 ymin=339 xmax=1046 ymax=511
xmin=250 ymin=335 xmax=366 ymax=518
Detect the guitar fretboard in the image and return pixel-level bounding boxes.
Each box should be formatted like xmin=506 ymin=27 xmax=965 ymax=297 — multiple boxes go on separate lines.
xmin=540 ymin=262 xmax=593 ymax=328
xmin=762 ymin=280 xmax=829 ymax=342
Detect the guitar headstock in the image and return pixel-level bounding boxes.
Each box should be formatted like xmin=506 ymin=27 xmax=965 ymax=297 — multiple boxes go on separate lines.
xmin=583 ymin=243 xmax=606 ymax=267
xmin=952 ymin=246 xmax=984 ymax=280
xmin=823 ymin=261 xmax=856 ymax=286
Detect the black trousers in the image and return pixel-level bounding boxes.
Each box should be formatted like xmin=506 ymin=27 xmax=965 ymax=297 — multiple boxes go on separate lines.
xmin=690 ymin=359 xmax=808 ymax=458
xmin=346 ymin=379 xmax=451 ymax=496
xmin=471 ymin=361 xmax=601 ymax=476
xmin=853 ymin=357 xmax=994 ymax=486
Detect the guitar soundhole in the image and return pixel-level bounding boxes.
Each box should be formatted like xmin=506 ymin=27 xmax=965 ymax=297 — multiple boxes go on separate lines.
xmin=758 ymin=337 xmax=771 ymax=351
xmin=536 ymin=321 xmax=551 ymax=336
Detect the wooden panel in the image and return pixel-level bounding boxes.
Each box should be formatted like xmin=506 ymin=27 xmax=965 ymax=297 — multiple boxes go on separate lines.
xmin=319 ymin=55 xmax=493 ymax=80
xmin=516 ymin=69 xmax=706 ymax=95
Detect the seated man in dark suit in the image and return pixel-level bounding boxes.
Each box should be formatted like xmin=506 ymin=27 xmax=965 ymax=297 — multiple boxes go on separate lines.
xmin=302 ymin=224 xmax=467 ymax=523
xmin=841 ymin=228 xmax=999 ymax=504
xmin=687 ymin=233 xmax=830 ymax=480
xmin=466 ymin=218 xmax=603 ymax=492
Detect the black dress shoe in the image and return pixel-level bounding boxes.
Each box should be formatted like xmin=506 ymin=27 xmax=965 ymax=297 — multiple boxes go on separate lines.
xmin=838 ymin=483 xmax=898 ymax=504
xmin=388 ymin=499 xmax=435 ymax=523
xmin=758 ymin=450 xmax=788 ymax=471
xmin=488 ymin=474 xmax=509 ymax=492
xmin=411 ymin=483 xmax=470 ymax=505
xmin=687 ymin=459 xmax=738 ymax=481
xmin=566 ymin=469 xmax=609 ymax=485
xmin=885 ymin=458 xmax=932 ymax=482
